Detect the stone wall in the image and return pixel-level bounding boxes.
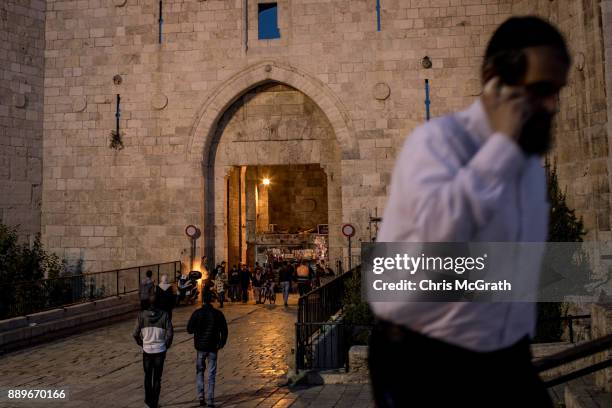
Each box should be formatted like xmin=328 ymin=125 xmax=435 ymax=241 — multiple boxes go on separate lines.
xmin=226 ymin=166 xmax=241 ymax=269
xmin=38 ymin=0 xmax=612 ymax=270
xmin=512 ymin=0 xmax=609 ymax=242
xmin=592 ymin=303 xmax=612 ymax=391
xmin=264 ymin=164 xmax=328 ymax=233
xmin=0 ymin=0 xmax=45 ymax=243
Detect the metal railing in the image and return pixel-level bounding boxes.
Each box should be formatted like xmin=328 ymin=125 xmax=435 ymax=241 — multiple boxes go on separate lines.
xmin=298 ymin=266 xmax=358 ymax=324
xmin=561 ymin=314 xmax=591 ymax=344
xmin=534 ymin=314 xmax=592 ymax=344
xmin=295 ymin=266 xmax=359 ymax=371
xmin=0 ymin=261 xmax=180 ymax=320
xmin=535 ymin=332 xmax=612 ymax=388
xmin=295 ymin=322 xmax=347 ymax=371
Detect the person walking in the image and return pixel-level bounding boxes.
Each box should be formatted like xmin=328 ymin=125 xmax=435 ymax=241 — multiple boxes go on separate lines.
xmin=369 ymin=17 xmax=570 ymax=407
xmin=187 ymin=291 xmax=228 ymax=407
xmin=155 ymin=274 xmax=175 ymax=321
xmin=139 ymin=270 xmax=155 ymax=310
xmin=132 ymin=292 xmax=173 ymax=408
xmin=228 ymin=265 xmax=240 ymax=302
xmin=211 ymin=261 xmax=225 ymax=281
xmin=251 ymin=267 xmax=264 ymax=304
xmin=278 ymin=261 xmax=293 ymax=307
xmin=296 ymin=261 xmax=311 ymax=296
xmin=214 ymin=267 xmax=227 ymax=308
xmin=201 ymin=256 xmax=210 ymax=277
xmin=239 ymin=264 xmax=251 ymax=303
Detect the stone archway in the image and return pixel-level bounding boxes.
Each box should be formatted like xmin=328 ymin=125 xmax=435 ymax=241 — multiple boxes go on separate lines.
xmin=190 ymin=62 xmax=354 ymax=268
xmin=188 ymin=61 xmax=356 ymax=163
xmin=205 ymin=82 xmax=343 ymax=266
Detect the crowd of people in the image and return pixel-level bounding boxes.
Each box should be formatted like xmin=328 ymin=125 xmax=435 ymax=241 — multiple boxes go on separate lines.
xmin=206 ymin=257 xmax=335 ymax=307
xmin=134 ymin=257 xmax=333 ymax=407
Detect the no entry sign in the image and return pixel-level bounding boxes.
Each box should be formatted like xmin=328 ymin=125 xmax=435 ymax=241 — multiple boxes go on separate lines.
xmin=342 ymin=223 xmax=355 ymax=238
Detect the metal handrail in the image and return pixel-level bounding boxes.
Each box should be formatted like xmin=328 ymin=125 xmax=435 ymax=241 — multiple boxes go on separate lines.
xmin=297 ymin=266 xmax=358 ymax=324
xmin=543 ymin=359 xmax=612 ymax=388
xmin=0 ymin=261 xmax=181 ymax=287
xmin=535 ymin=314 xmax=592 ymax=344
xmin=534 ymin=332 xmax=612 ymax=388
xmin=0 ymin=261 xmax=181 ymax=319
xmin=534 ymin=333 xmax=612 ymax=372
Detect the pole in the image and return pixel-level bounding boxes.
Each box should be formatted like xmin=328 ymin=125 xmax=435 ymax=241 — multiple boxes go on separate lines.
xmin=425 ymin=79 xmax=430 ymax=121
xmin=115 ymin=94 xmax=120 ymax=135
xmin=190 ymin=237 xmax=195 ymax=271
xmin=242 ymin=0 xmax=248 ymax=55
xmin=158 ymin=0 xmax=163 ymax=44
xmin=376 ymin=0 xmax=381 ymax=31
xmin=348 ymin=236 xmax=352 ymax=271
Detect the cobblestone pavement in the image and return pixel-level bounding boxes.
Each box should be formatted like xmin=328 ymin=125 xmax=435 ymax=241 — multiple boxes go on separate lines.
xmin=0 ymin=294 xmax=374 ymax=408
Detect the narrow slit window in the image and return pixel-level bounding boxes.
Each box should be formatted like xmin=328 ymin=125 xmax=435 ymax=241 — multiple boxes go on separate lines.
xmin=258 ymin=3 xmax=280 ymax=40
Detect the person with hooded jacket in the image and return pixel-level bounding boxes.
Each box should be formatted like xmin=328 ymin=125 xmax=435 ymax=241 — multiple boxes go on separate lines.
xmin=155 ymin=274 xmax=175 ymax=321
xmin=187 ymin=291 xmax=228 ymax=407
xmin=133 ymin=293 xmax=173 ymax=408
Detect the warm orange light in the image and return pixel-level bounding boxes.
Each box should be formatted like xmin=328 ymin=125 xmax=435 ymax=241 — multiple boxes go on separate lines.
xmin=262 ymin=178 xmax=271 ymax=186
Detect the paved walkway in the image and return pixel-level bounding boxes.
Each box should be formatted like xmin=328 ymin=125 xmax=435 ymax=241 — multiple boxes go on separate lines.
xmin=0 ymin=295 xmax=374 ymax=408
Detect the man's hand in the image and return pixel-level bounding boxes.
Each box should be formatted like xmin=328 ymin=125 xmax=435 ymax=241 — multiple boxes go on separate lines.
xmin=482 ymin=77 xmax=532 ymax=142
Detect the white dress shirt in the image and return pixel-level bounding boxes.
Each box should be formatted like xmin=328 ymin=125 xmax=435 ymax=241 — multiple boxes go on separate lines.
xmin=370 ymin=99 xmax=549 ymax=352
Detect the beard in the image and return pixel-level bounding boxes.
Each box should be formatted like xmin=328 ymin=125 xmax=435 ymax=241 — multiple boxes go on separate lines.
xmin=518 ymin=111 xmax=554 ymax=156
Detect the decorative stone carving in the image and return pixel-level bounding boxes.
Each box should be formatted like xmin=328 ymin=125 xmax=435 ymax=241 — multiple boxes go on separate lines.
xmin=113 ymin=0 xmax=127 ymax=7
xmin=151 ymin=93 xmax=168 ymax=110
xmin=73 ymin=96 xmax=87 ymax=112
xmin=373 ymin=82 xmax=390 ymax=100
xmin=13 ymin=94 xmax=26 ymax=108
xmin=264 ymin=64 xmax=272 ymax=73
xmin=113 ymin=74 xmax=123 ymax=85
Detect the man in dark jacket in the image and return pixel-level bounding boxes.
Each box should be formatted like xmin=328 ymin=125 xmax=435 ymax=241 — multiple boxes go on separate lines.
xmin=228 ymin=265 xmax=240 ymax=302
xmin=278 ymin=262 xmax=294 ymax=307
xmin=187 ymin=291 xmax=228 ymax=407
xmin=155 ymin=274 xmax=175 ymax=321
xmin=133 ymin=292 xmax=173 ymax=408
xmin=139 ymin=269 xmax=155 ymax=310
xmin=239 ymin=264 xmax=251 ymax=303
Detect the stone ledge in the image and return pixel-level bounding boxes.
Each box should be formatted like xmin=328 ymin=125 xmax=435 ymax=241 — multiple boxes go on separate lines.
xmin=0 ymin=294 xmax=140 ymax=354
xmin=0 ymin=316 xmax=28 ymax=332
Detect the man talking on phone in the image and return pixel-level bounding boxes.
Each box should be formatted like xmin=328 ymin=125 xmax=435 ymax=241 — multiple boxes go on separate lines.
xmin=369 ymin=17 xmax=570 ymax=407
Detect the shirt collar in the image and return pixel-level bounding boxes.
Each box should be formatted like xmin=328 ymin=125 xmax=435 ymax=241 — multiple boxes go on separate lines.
xmin=455 ymin=98 xmax=494 ymax=146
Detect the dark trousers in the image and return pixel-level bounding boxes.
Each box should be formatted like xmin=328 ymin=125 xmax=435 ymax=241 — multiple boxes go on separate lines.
xmin=240 ymin=284 xmax=249 ymax=302
xmin=297 ymin=281 xmax=310 ymax=296
xmin=218 ymin=291 xmax=224 ymax=308
xmin=140 ymin=299 xmax=150 ymax=310
xmin=369 ymin=320 xmax=553 ymax=408
xmin=229 ymin=284 xmax=239 ymax=301
xmin=143 ymin=351 xmax=166 ymax=408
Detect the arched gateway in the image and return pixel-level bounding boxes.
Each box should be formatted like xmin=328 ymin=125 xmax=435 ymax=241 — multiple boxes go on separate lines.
xmin=189 ymin=62 xmax=355 ymax=270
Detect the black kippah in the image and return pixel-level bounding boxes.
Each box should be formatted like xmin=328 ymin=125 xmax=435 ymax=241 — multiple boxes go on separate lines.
xmin=485 ymin=16 xmax=570 ymax=63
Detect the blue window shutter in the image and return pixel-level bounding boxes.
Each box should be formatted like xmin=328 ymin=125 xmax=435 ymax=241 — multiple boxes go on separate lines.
xmin=258 ymin=3 xmax=280 ymax=40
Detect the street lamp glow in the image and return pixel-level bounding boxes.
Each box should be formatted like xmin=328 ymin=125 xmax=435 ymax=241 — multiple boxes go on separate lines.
xmin=262 ymin=178 xmax=270 ymax=186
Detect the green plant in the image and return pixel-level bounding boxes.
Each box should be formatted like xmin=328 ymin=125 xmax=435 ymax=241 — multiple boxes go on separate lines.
xmin=534 ymin=161 xmax=587 ymax=343
xmin=342 ymin=271 xmax=375 ymax=345
xmin=109 ymin=130 xmax=124 ymax=150
xmin=0 ymin=223 xmax=67 ymax=319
